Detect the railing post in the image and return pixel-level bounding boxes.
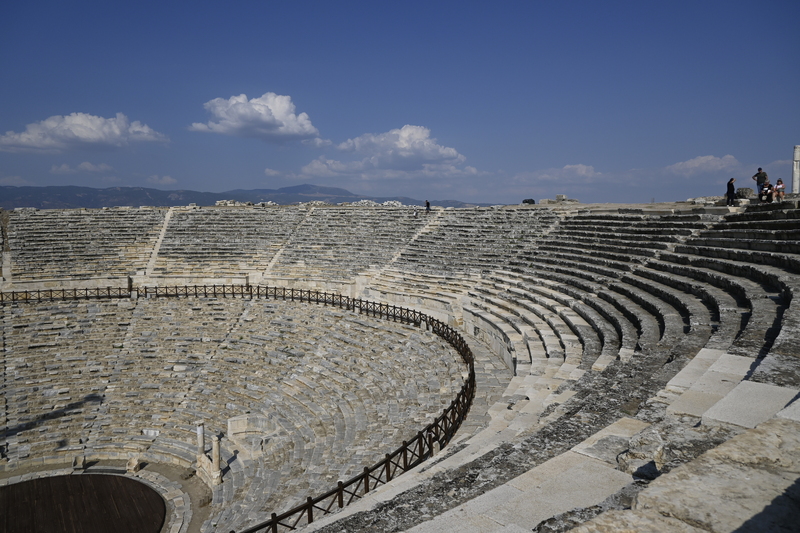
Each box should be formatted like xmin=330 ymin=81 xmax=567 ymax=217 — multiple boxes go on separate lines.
xmin=338 ymin=481 xmax=344 ymax=508
xmin=271 ymin=513 xmax=278 ymax=533
xmin=385 ymin=454 xmax=392 ymax=481
xmin=402 ymin=441 xmax=408 ymax=471
xmin=307 ymin=496 xmax=314 ymax=523
xmin=363 ymin=466 xmax=370 ymax=493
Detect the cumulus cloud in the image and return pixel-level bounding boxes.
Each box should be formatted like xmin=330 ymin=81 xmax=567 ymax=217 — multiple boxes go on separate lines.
xmin=0 ymin=175 xmax=32 ymax=186
xmin=301 ymin=125 xmax=477 ymax=180
xmin=514 ymin=164 xmax=603 ymax=184
xmin=78 ymin=161 xmax=113 ymax=172
xmin=303 ymin=137 xmax=333 ymax=147
xmin=767 ymin=159 xmax=791 ymax=167
xmin=50 ymin=161 xmax=114 ymax=174
xmin=147 ymin=174 xmax=177 ymax=185
xmin=189 ymin=92 xmax=320 ymax=142
xmin=50 ymin=163 xmax=75 ymax=174
xmin=264 ymin=168 xmax=281 ymax=177
xmin=0 ymin=112 xmax=167 ymax=152
xmin=665 ymin=155 xmax=740 ymax=177
xmin=337 ymin=125 xmax=465 ymax=169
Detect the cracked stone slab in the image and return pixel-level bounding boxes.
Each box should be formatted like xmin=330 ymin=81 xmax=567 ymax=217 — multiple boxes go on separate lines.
xmin=570 ymin=509 xmax=706 ymax=532
xmin=572 ymin=417 xmax=650 ymax=466
xmin=631 ymin=417 xmax=800 ymax=532
xmin=407 ymin=452 xmax=633 ymax=533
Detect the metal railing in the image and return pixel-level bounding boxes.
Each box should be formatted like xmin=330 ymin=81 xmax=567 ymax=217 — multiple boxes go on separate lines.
xmin=0 ymin=286 xmax=131 ymax=302
xmin=1 ymin=283 xmax=476 ymax=532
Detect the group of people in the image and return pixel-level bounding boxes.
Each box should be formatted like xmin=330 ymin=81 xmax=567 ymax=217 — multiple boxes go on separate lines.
xmin=726 ymin=168 xmax=786 ymax=206
xmin=751 ymin=168 xmax=786 ymax=203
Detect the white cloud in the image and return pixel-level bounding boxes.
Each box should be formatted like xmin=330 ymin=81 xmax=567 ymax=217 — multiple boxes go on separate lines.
xmin=0 ymin=175 xmax=32 ymax=186
xmin=665 ymin=155 xmax=740 ymax=177
xmin=514 ymin=164 xmax=602 ymax=184
xmin=0 ymin=112 xmax=167 ymax=152
xmin=303 ymin=137 xmax=333 ymax=147
xmin=264 ymin=168 xmax=281 ymax=177
xmin=336 ymin=125 xmax=465 ymax=169
xmin=767 ymin=159 xmax=791 ymax=167
xmin=147 ymin=174 xmax=177 ymax=185
xmin=51 ymin=161 xmax=114 ymax=174
xmin=189 ymin=92 xmax=320 ymax=142
xmin=50 ymin=163 xmax=76 ymax=174
xmin=78 ymin=161 xmax=113 ymax=172
xmin=301 ymin=125 xmax=477 ymax=181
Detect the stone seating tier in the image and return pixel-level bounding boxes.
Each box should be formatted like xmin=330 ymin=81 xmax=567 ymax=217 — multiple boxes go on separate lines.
xmin=0 ymin=296 xmax=466 ymax=527
xmin=508 ymin=262 xmax=645 ymax=353
xmin=154 ymin=208 xmax=309 ymax=276
xmin=267 ymin=208 xmax=430 ymax=280
xmin=521 ymin=246 xmax=778 ymax=368
xmin=2 ymin=203 xmax=799 ymax=533
xmin=391 ymin=208 xmax=560 ymax=273
xmin=488 ymin=273 xmax=618 ymax=360
xmin=654 ymin=252 xmax=791 ymax=362
xmin=7 ymin=209 xmax=166 ymax=280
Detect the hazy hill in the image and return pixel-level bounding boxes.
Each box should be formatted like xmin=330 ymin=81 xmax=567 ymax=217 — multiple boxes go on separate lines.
xmin=0 ymin=184 xmax=492 ymax=210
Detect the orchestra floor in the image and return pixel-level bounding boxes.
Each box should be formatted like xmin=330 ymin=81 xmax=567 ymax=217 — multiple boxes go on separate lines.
xmin=0 ymin=473 xmax=166 ymax=533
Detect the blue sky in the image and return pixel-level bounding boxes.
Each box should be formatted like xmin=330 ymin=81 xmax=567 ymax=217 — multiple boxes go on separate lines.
xmin=1 ymin=1 xmax=798 ymax=204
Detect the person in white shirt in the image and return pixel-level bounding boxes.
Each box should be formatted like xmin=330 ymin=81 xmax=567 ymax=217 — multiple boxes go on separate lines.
xmin=774 ymin=179 xmax=786 ymax=202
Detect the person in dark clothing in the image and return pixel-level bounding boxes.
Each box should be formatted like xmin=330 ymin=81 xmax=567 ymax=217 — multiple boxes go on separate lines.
xmin=762 ymin=181 xmax=774 ymax=203
xmin=726 ymin=178 xmax=736 ymax=206
xmin=425 ymin=200 xmax=431 ymax=212
xmin=752 ymin=168 xmax=768 ymax=199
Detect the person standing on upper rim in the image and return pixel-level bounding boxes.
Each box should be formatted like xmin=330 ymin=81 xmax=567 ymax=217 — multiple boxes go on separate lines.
xmin=425 ymin=200 xmax=431 ymax=212
xmin=752 ymin=168 xmax=768 ymax=199
xmin=726 ymin=177 xmax=737 ymax=206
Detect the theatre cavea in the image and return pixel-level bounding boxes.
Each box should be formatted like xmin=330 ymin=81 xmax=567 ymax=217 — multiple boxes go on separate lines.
xmin=1 ymin=197 xmax=799 ymax=533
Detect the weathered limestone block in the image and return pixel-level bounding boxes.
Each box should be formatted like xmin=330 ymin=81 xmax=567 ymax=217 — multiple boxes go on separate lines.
xmin=633 ymin=417 xmax=800 ymax=532
xmin=616 ymin=416 xmax=739 ymax=479
xmin=227 ymin=413 xmax=279 ymax=460
xmin=570 ymin=509 xmax=705 ymax=532
xmin=72 ymin=455 xmax=86 ymax=471
xmin=126 ymin=456 xmax=143 ymax=473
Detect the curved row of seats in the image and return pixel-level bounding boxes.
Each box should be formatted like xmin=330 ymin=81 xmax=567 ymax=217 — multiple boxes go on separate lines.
xmin=5 ymin=208 xmax=165 ymax=280
xmin=267 ymin=207 xmax=429 ymax=281
xmin=0 ymin=297 xmax=466 ymax=529
xmin=1 ymin=206 xmax=564 ymax=284
xmin=153 ymin=208 xmax=310 ymax=277
xmin=389 ymin=208 xmax=560 ymax=274
xmin=347 ymin=205 xmax=797 ymax=488
xmin=295 ymin=204 xmax=799 ymax=533
xmin=2 ymin=201 xmax=799 ymax=532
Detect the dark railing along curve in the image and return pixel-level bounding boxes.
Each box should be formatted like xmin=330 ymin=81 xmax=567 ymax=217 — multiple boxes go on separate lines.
xmin=0 ymin=284 xmax=476 ymax=533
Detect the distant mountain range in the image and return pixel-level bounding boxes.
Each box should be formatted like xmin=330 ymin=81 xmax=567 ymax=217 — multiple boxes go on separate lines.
xmin=0 ymin=184 xmax=494 ymax=210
